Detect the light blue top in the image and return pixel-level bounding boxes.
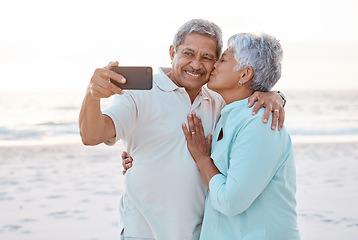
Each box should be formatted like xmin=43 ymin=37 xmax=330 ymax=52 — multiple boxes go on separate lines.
xmin=200 ymin=98 xmax=300 ymax=240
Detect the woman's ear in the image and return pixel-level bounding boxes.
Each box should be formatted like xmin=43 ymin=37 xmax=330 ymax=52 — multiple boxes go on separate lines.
xmin=240 ymin=67 xmax=254 ymax=84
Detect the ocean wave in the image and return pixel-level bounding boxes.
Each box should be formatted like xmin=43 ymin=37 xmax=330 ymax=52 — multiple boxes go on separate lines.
xmin=36 ymin=121 xmax=77 ymax=126
xmin=0 ymin=124 xmax=79 ymax=141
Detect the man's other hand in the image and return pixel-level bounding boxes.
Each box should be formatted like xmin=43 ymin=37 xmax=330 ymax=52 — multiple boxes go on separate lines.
xmin=248 ymin=91 xmax=285 ymax=131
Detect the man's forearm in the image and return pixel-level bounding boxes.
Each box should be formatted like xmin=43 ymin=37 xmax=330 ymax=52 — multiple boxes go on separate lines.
xmin=79 ymin=91 xmax=110 ymax=145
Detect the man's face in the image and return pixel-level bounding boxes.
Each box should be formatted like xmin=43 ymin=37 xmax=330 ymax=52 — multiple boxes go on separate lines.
xmin=169 ymin=33 xmax=217 ymax=92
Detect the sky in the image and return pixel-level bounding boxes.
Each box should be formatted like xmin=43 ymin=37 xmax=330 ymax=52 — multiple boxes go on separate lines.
xmin=1 ymin=0 xmax=358 ymax=92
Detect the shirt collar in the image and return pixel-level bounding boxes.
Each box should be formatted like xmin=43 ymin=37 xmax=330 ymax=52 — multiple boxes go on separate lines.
xmin=154 ymin=67 xmax=209 ymax=101
xmin=154 ymin=67 xmax=181 ymax=92
xmin=221 ymin=98 xmax=249 ymax=115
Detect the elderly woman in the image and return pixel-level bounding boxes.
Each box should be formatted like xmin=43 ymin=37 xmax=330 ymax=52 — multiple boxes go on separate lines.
xmin=182 ymin=33 xmax=300 ymax=240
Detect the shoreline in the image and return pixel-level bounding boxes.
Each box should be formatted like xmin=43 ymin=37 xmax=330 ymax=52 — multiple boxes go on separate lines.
xmin=291 ymin=134 xmax=358 ymax=143
xmin=1 ymin=134 xmax=358 ymax=147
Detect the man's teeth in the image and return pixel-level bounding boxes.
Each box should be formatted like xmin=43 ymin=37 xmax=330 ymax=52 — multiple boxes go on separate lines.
xmin=186 ymin=71 xmax=201 ymax=77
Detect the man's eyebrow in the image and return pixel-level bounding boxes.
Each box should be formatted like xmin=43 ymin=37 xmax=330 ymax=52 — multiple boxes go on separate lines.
xmin=182 ymin=48 xmax=216 ymax=59
xmin=182 ymin=48 xmax=194 ymax=52
xmin=204 ymin=53 xmax=216 ymax=58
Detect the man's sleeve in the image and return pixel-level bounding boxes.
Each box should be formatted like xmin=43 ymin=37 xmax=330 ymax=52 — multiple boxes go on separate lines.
xmin=102 ymin=92 xmax=137 ymax=143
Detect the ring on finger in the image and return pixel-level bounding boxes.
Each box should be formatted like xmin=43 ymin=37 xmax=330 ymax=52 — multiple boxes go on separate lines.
xmin=191 ymin=132 xmax=196 ymax=135
xmin=273 ymin=109 xmax=279 ymax=113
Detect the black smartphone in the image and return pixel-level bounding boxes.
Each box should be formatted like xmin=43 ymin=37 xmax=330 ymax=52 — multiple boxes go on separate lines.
xmin=110 ymin=66 xmax=153 ymax=90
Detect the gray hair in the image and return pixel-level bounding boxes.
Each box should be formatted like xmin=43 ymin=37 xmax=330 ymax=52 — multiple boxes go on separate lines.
xmin=228 ymin=33 xmax=283 ymax=92
xmin=173 ymin=19 xmax=223 ymax=59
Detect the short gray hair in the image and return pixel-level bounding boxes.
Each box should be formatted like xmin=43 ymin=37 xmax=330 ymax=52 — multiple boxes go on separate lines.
xmin=228 ymin=33 xmax=283 ymax=92
xmin=173 ymin=19 xmax=223 ymax=59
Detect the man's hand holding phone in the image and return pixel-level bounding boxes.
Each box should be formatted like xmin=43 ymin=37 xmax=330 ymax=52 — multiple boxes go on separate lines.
xmin=88 ymin=61 xmax=153 ymax=100
xmin=110 ymin=66 xmax=152 ymax=90
xmin=88 ymin=61 xmax=126 ymax=99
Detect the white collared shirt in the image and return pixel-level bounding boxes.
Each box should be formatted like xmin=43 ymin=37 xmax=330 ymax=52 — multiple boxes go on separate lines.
xmin=103 ymin=67 xmax=225 ymax=240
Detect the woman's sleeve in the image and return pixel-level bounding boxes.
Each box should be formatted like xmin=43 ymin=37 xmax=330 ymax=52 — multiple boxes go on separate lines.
xmin=208 ymin=116 xmax=286 ymax=217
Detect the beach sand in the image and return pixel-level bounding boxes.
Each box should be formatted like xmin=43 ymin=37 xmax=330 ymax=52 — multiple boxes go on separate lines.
xmin=293 ymin=138 xmax=358 ymax=240
xmin=0 ymin=137 xmax=358 ymax=240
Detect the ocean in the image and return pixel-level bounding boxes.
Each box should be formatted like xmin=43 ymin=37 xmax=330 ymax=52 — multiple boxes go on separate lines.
xmin=0 ymin=90 xmax=357 ymax=146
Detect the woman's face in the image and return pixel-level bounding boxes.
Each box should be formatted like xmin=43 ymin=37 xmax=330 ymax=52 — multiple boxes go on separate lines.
xmin=207 ymin=48 xmax=241 ymax=94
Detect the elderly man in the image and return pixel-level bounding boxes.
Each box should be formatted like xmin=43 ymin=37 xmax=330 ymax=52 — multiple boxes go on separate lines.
xmin=79 ymin=19 xmax=285 ymax=240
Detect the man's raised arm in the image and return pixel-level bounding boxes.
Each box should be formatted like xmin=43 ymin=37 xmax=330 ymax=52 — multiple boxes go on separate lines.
xmin=79 ymin=61 xmax=125 ymax=145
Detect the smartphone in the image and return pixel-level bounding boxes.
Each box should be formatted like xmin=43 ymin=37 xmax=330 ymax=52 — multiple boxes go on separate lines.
xmin=110 ymin=66 xmax=153 ymax=90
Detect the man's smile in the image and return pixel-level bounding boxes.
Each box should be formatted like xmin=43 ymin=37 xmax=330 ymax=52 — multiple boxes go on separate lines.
xmin=184 ymin=69 xmax=206 ymax=77
xmin=186 ymin=71 xmax=201 ymax=77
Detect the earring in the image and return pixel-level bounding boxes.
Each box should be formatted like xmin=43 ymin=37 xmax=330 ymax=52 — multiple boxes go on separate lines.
xmin=238 ymin=81 xmax=243 ymax=86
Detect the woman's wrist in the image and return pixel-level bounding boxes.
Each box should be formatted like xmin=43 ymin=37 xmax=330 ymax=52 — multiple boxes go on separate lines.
xmin=195 ymin=156 xmax=221 ymax=190
xmin=196 ymin=155 xmax=213 ymax=169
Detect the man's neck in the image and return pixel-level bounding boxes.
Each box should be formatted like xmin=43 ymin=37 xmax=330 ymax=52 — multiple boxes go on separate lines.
xmin=186 ymin=88 xmax=201 ymax=104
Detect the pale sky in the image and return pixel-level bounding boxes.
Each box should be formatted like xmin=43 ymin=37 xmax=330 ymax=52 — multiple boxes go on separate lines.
xmin=1 ymin=0 xmax=358 ymax=92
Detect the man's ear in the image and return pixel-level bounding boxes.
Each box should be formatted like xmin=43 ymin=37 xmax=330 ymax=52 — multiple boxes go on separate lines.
xmin=240 ymin=67 xmax=254 ymax=84
xmin=169 ymin=45 xmax=175 ymax=61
